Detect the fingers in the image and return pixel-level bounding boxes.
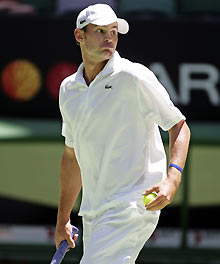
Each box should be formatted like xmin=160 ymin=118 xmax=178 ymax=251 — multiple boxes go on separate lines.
xmin=142 ymin=186 xmax=159 ymax=196
xmin=56 ymin=235 xmax=74 ymax=249
xmin=145 ymin=193 xmax=171 ymax=211
xmin=67 ymin=234 xmax=78 ymax=249
xmin=65 ymin=233 xmax=79 ymax=252
xmin=66 ymin=234 xmax=75 ymax=249
xmin=55 ymin=224 xmax=78 ymax=249
xmin=143 ymin=178 xmax=178 ymax=211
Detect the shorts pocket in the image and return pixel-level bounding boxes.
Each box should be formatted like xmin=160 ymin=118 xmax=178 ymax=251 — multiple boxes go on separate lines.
xmin=135 ymin=199 xmax=160 ymax=220
xmin=136 ymin=200 xmax=146 ymax=216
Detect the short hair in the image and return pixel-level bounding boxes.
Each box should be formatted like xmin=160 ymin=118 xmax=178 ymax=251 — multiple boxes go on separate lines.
xmin=76 ymin=26 xmax=87 ymax=46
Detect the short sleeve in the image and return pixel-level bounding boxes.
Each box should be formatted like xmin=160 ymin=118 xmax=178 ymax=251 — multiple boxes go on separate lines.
xmin=61 ymin=118 xmax=74 ymax=148
xmin=59 ymin=82 xmax=74 ymax=148
xmin=136 ymin=65 xmax=185 ymax=131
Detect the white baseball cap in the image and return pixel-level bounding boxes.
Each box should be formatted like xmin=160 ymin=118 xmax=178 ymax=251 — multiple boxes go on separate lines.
xmin=76 ymin=4 xmax=129 ymax=34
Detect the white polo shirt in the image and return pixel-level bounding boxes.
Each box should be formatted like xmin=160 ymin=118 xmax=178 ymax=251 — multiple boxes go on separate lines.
xmin=59 ymin=51 xmax=185 ymax=217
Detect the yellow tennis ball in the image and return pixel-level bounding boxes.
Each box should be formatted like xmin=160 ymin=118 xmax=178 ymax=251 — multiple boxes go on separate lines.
xmin=143 ymin=193 xmax=157 ymax=205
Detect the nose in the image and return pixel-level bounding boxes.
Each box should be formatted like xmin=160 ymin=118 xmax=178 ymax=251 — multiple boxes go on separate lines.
xmin=104 ymin=38 xmax=112 ymax=44
xmin=104 ymin=32 xmax=113 ymax=43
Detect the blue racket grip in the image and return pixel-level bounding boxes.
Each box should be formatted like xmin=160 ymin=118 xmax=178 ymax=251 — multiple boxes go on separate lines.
xmin=50 ymin=226 xmax=79 ymax=264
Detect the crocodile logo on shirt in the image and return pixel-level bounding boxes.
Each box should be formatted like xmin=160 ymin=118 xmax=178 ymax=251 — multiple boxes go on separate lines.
xmin=105 ymin=84 xmax=112 ymax=89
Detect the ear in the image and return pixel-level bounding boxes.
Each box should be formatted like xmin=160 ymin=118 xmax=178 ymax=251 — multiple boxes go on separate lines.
xmin=74 ymin=28 xmax=84 ymax=44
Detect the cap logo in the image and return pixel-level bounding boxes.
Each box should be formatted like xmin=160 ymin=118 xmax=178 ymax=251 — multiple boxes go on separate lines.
xmin=80 ymin=19 xmax=86 ymax=24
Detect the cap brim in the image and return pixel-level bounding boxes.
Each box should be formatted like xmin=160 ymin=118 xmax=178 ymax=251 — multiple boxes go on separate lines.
xmin=117 ymin=18 xmax=129 ymax=34
xmin=90 ymin=17 xmax=129 ymax=34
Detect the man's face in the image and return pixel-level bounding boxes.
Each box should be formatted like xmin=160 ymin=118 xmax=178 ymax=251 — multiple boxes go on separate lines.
xmin=80 ymin=22 xmax=118 ymax=62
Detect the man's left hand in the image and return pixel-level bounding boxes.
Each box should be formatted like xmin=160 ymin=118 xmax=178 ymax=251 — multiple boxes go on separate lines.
xmin=142 ymin=176 xmax=180 ymax=211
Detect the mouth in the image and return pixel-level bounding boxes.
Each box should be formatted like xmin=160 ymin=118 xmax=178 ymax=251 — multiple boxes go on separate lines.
xmin=102 ymin=44 xmax=113 ymax=49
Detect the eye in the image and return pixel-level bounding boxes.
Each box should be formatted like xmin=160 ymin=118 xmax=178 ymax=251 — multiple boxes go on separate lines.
xmin=111 ymin=29 xmax=118 ymax=36
xmin=97 ymin=28 xmax=104 ymax=34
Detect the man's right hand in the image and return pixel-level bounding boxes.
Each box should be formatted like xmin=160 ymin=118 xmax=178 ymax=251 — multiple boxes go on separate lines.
xmin=55 ymin=220 xmax=78 ymax=249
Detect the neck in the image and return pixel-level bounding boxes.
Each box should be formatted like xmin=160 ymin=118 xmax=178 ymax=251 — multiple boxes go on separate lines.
xmin=83 ymin=60 xmax=108 ymax=86
xmin=81 ymin=51 xmax=109 ymax=86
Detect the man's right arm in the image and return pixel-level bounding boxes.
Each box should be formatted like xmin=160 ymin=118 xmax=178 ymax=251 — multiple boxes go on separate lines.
xmin=55 ymin=145 xmax=82 ymax=249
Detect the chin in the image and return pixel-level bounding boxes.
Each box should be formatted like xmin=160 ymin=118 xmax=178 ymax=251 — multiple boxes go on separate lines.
xmin=102 ymin=49 xmax=115 ymax=59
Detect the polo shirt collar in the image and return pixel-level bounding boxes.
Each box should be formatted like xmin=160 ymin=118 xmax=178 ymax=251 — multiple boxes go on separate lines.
xmin=75 ymin=51 xmax=121 ymax=85
xmin=100 ymin=50 xmax=121 ymax=76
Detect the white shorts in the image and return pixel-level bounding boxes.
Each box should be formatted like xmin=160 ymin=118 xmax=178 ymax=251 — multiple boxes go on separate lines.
xmin=80 ymin=199 xmax=160 ymax=264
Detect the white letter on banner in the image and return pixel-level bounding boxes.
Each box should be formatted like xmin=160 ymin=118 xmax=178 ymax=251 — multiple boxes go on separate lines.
xmin=149 ymin=63 xmax=179 ymax=104
xmin=180 ymin=63 xmax=220 ymax=106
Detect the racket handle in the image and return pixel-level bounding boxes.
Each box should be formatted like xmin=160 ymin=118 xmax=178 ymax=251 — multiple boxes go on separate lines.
xmin=50 ymin=225 xmax=78 ymax=264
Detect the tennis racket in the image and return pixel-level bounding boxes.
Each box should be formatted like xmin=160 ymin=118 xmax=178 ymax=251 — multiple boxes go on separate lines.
xmin=50 ymin=225 xmax=79 ymax=264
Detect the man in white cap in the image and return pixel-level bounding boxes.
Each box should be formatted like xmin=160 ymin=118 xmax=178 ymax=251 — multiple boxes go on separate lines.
xmin=55 ymin=3 xmax=190 ymax=263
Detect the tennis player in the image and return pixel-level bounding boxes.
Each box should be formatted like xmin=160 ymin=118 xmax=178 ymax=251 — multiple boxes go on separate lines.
xmin=55 ymin=4 xmax=191 ymax=263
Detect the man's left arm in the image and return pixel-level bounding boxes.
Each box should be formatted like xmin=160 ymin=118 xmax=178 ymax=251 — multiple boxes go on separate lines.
xmin=144 ymin=120 xmax=191 ymax=211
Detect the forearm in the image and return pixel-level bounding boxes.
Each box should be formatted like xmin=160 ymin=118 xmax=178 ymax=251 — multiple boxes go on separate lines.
xmin=57 ymin=148 xmax=82 ymax=225
xmin=168 ymin=120 xmax=191 ymax=186
xmin=145 ymin=120 xmax=190 ymax=210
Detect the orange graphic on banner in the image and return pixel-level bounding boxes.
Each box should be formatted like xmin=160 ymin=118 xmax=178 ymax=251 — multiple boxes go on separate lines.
xmin=1 ymin=59 xmax=42 ymax=102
